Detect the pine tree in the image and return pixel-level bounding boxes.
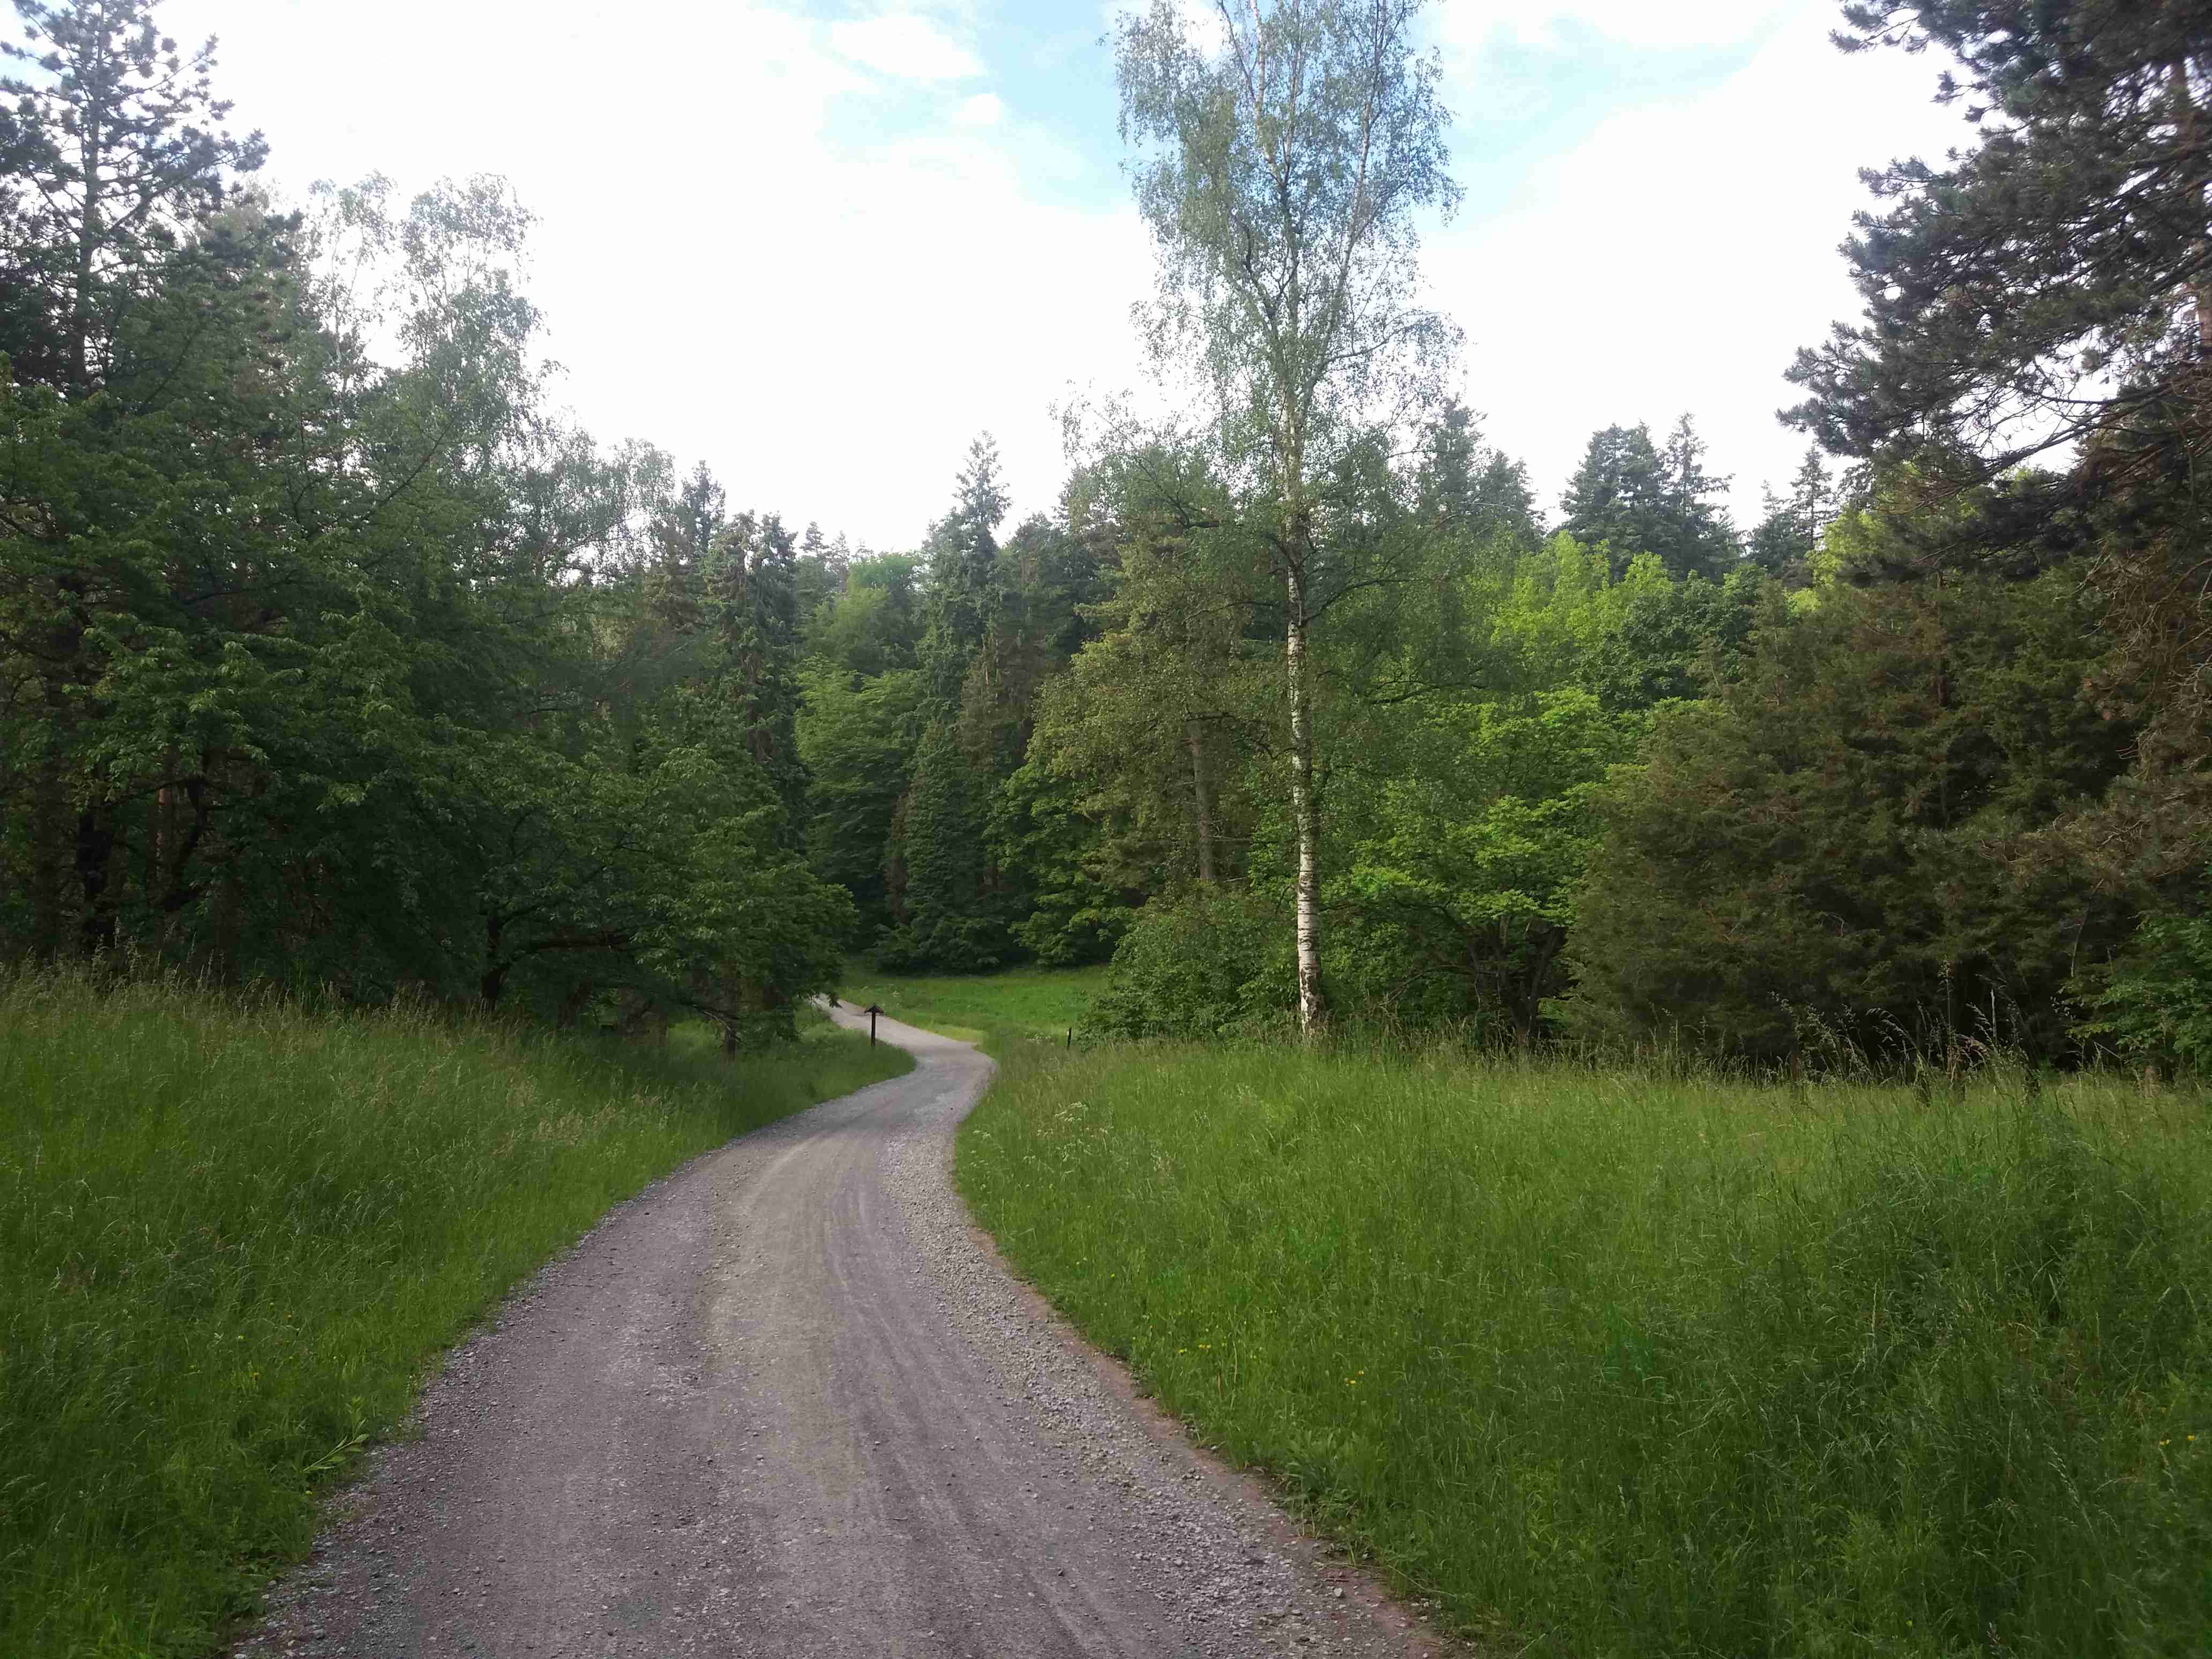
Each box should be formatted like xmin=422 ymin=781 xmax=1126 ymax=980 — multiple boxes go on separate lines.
xmin=0 ymin=0 xmax=267 ymax=391
xmin=1787 ymin=1 xmax=2210 ymax=485
xmin=1784 ymin=2 xmax=2212 ymax=895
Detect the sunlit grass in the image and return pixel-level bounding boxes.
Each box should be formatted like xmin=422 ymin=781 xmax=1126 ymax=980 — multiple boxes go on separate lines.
xmin=959 ymin=1043 xmax=2212 ymax=1656
xmin=839 ymin=963 xmax=1108 ymax=1054
xmin=0 ymin=971 xmax=911 ymax=1659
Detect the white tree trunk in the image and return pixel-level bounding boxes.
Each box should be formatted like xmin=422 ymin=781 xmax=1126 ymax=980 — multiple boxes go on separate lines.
xmin=1285 ymin=565 xmax=1324 ymax=1038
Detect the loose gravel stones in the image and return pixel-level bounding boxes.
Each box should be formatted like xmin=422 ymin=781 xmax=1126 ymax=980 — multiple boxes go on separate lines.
xmin=231 ymin=1011 xmax=1463 ymax=1658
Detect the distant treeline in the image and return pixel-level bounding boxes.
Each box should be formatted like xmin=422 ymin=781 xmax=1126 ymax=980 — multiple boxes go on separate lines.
xmin=6 ymin=0 xmax=2207 ymax=1071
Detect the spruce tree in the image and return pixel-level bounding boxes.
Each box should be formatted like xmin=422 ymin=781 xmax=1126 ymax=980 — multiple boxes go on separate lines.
xmin=1656 ymin=414 xmax=1739 ymax=581
xmin=1747 ymin=444 xmax=1833 ymax=579
xmin=1558 ymin=423 xmax=1667 ymax=577
xmin=917 ymin=436 xmax=1009 ymax=716
xmin=708 ymin=513 xmax=809 ymax=842
xmin=886 ymin=720 xmax=1004 ymax=971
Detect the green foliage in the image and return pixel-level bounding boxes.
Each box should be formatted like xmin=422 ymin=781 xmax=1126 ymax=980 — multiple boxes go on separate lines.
xmin=1571 ymin=565 xmax=1762 ymax=712
xmin=1571 ymin=571 xmax=2135 ymax=1063
xmin=1559 ymin=415 xmax=1739 ymax=582
xmin=1336 ymin=689 xmax=1640 ymax=1037
xmin=881 ymin=720 xmax=1010 ymax=972
xmin=2082 ymin=881 xmax=2212 ymax=1072
xmin=991 ymin=758 xmax=1132 ymax=966
xmin=0 ymin=970 xmax=910 ymax=1658
xmin=0 ymin=25 xmax=850 ymax=1038
xmin=798 ymin=664 xmax=921 ymax=938
xmin=961 ymin=1041 xmax=2212 ymax=1657
xmin=1087 ymin=884 xmax=1294 ymax=1040
xmin=1788 ymin=1 xmax=2212 ymax=483
xmin=805 ymin=553 xmax=922 ymax=679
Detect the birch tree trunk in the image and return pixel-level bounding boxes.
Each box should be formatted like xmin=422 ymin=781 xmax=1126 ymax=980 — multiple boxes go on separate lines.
xmin=1284 ymin=562 xmax=1325 ymax=1035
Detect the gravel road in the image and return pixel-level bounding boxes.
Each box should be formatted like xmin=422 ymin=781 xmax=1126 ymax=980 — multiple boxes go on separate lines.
xmin=234 ymin=1008 xmax=1460 ymax=1658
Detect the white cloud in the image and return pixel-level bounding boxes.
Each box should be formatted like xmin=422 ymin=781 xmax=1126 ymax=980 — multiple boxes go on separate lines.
xmin=1427 ymin=8 xmax=1966 ymax=517
xmin=954 ymin=91 xmax=1005 ymax=127
xmin=150 ymin=0 xmax=1978 ymax=548
xmin=828 ymin=13 xmax=983 ymax=80
xmin=1443 ymin=1 xmax=1789 ymax=51
xmin=151 ymin=0 xmax=1142 ymax=549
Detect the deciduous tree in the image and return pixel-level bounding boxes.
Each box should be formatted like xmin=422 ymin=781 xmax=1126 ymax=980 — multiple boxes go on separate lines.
xmin=1116 ymin=0 xmax=1461 ymax=1036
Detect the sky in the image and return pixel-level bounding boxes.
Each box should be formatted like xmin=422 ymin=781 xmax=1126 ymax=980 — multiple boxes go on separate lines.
xmin=141 ymin=0 xmax=1972 ymax=550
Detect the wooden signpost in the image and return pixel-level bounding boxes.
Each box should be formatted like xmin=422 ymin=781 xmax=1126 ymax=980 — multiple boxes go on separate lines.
xmin=863 ymin=1003 xmax=884 ymax=1046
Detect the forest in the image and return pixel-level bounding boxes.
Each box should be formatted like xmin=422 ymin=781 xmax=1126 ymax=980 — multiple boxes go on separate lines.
xmin=4 ymin=0 xmax=2209 ymax=1079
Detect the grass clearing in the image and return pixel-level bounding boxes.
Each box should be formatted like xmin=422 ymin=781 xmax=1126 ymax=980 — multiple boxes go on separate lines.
xmin=838 ymin=963 xmax=1107 ymax=1054
xmin=958 ymin=1042 xmax=2212 ymax=1656
xmin=0 ymin=971 xmax=910 ymax=1659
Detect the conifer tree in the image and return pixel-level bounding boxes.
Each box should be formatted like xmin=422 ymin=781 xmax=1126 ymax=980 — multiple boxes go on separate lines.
xmin=1748 ymin=445 xmax=1834 ymax=579
xmin=917 ymin=436 xmax=1010 ymax=716
xmin=709 ymin=513 xmax=809 ymax=841
xmin=1559 ymin=423 xmax=1667 ymax=577
xmin=0 ymin=0 xmax=267 ymax=391
xmin=1786 ymin=1 xmax=2211 ymax=484
xmin=1561 ymin=417 xmax=1736 ymax=580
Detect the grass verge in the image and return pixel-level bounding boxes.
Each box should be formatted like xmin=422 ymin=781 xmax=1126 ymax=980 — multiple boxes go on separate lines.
xmin=958 ymin=1042 xmax=2211 ymax=1656
xmin=0 ymin=971 xmax=910 ymax=1659
xmin=838 ymin=963 xmax=1108 ymax=1055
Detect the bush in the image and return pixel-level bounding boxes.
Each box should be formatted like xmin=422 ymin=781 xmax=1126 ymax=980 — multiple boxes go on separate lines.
xmin=1086 ymin=884 xmax=1294 ymax=1038
xmin=1568 ymin=572 xmax=2133 ymax=1065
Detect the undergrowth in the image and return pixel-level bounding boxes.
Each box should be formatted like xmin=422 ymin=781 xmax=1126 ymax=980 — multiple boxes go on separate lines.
xmin=959 ymin=1041 xmax=2211 ymax=1656
xmin=0 ymin=970 xmax=910 ymax=1659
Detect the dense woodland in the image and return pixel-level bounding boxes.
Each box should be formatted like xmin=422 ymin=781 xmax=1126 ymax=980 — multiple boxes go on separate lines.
xmin=4 ymin=0 xmax=2208 ymax=1073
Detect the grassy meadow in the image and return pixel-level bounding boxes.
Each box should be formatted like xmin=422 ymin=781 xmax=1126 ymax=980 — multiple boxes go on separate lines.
xmin=0 ymin=973 xmax=910 ymax=1659
xmin=959 ymin=1040 xmax=2212 ymax=1656
xmin=838 ymin=962 xmax=1107 ymax=1053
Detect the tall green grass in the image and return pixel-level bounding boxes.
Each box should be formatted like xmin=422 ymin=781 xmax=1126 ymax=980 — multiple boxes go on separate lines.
xmin=0 ymin=972 xmax=911 ymax=1659
xmin=959 ymin=1044 xmax=2212 ymax=1656
xmin=839 ymin=963 xmax=1108 ymax=1053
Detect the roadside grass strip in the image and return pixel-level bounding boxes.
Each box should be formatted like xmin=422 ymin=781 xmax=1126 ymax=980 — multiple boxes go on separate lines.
xmin=0 ymin=972 xmax=911 ymax=1659
xmin=840 ymin=964 xmax=1108 ymax=1056
xmin=958 ymin=1043 xmax=2212 ymax=1657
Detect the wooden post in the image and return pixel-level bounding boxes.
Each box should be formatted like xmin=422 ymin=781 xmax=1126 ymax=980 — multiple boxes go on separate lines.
xmin=864 ymin=1003 xmax=883 ymax=1047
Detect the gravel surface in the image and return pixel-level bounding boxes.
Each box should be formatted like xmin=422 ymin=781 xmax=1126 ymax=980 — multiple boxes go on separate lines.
xmin=233 ymin=1009 xmax=1464 ymax=1658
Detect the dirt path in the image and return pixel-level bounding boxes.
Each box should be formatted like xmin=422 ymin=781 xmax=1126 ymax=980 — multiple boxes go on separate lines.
xmin=235 ymin=1010 xmax=1457 ymax=1658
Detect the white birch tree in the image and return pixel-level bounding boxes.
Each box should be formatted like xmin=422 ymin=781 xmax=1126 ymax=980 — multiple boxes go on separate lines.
xmin=1115 ymin=0 xmax=1461 ymax=1036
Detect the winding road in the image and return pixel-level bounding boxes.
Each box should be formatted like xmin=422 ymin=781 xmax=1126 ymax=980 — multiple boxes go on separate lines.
xmin=236 ymin=1008 xmax=1454 ymax=1658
